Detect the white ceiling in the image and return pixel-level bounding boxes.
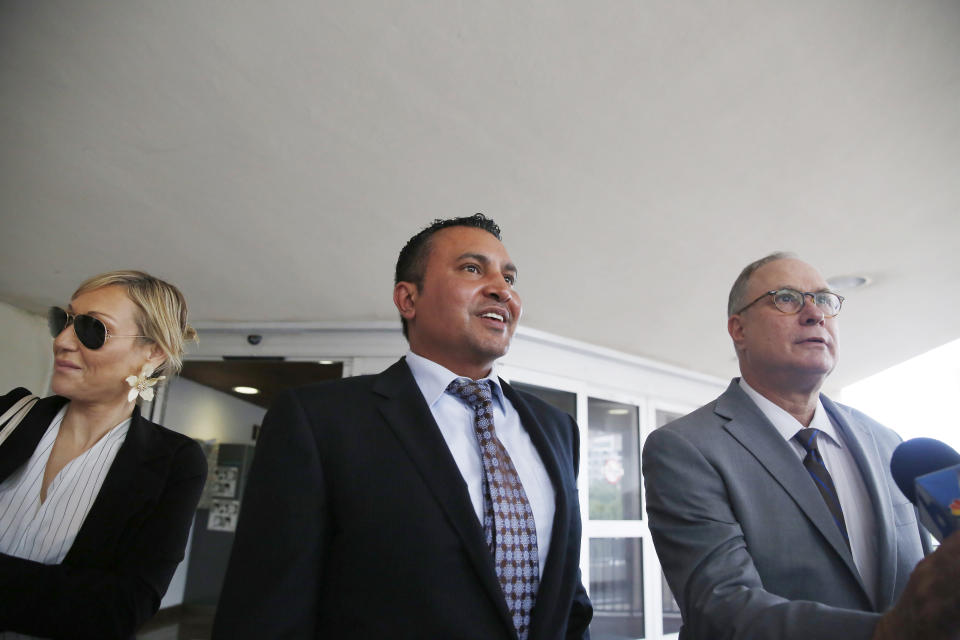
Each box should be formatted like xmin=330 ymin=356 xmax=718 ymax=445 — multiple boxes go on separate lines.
xmin=2 ymin=1 xmax=959 ymax=392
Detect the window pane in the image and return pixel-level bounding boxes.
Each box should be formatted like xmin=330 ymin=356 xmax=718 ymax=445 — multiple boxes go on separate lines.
xmin=588 ymin=398 xmax=640 ymax=520
xmin=511 ymin=381 xmax=577 ymax=419
xmin=589 ymin=537 xmax=645 ymax=639
xmin=661 ymin=569 xmax=682 ymax=634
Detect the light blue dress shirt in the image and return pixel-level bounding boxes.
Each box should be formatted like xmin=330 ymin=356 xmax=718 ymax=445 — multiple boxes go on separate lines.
xmin=405 ymin=350 xmax=556 ymax=572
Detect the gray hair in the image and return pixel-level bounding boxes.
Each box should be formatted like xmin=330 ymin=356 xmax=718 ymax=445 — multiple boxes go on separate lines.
xmin=727 ymin=251 xmax=798 ymax=317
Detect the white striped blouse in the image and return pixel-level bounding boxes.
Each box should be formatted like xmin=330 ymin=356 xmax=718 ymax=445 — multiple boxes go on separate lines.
xmin=0 ymin=404 xmax=131 ymax=565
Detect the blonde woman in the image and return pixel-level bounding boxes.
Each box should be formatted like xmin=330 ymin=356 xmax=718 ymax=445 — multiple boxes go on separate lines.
xmin=0 ymin=271 xmax=207 ymax=640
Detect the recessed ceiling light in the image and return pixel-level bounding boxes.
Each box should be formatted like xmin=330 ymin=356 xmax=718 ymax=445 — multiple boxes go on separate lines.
xmin=318 ymin=360 xmax=334 ymax=365
xmin=608 ymin=408 xmax=630 ymax=415
xmin=826 ymin=275 xmax=871 ymax=291
xmin=233 ymin=386 xmax=260 ymax=395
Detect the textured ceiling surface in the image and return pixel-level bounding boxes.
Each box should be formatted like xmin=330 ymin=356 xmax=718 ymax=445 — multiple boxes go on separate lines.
xmin=2 ymin=1 xmax=959 ymax=391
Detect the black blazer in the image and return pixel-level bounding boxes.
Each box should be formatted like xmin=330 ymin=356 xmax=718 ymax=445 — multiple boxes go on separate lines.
xmin=214 ymin=358 xmax=592 ymax=639
xmin=0 ymin=387 xmax=207 ymax=640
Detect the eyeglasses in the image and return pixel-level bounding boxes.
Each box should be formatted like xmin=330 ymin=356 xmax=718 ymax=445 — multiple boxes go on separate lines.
xmin=735 ymin=288 xmax=845 ymax=317
xmin=48 ymin=307 xmax=147 ymax=350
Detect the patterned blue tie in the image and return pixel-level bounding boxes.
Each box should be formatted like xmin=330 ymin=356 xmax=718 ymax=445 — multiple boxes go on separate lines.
xmin=447 ymin=377 xmax=539 ymax=640
xmin=794 ymin=428 xmax=850 ymax=547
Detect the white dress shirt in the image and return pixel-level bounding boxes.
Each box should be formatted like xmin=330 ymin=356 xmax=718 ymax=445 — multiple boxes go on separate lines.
xmin=0 ymin=405 xmax=131 ymax=565
xmin=739 ymin=378 xmax=880 ymax=605
xmin=0 ymin=404 xmax=132 ymax=640
xmin=405 ymin=351 xmax=555 ymax=572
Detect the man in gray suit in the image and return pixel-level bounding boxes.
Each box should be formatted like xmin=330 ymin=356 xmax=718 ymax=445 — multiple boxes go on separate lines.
xmin=643 ymin=252 xmax=960 ymax=640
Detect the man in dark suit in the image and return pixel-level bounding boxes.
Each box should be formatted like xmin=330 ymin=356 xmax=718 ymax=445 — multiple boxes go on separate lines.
xmin=213 ymin=214 xmax=592 ymax=639
xmin=643 ymin=252 xmax=960 ymax=640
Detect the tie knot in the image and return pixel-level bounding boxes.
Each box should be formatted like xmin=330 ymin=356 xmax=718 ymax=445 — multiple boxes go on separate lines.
xmin=794 ymin=428 xmax=821 ymax=454
xmin=446 ymin=377 xmax=493 ymax=410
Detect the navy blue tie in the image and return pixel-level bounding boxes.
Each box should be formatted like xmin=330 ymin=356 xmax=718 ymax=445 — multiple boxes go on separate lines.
xmin=794 ymin=428 xmax=850 ymax=547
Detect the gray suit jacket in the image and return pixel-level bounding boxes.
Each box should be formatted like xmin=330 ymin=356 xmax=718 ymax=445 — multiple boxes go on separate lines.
xmin=642 ymin=379 xmax=930 ymax=640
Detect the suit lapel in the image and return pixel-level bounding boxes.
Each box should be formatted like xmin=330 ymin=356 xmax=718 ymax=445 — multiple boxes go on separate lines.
xmin=0 ymin=396 xmax=68 ymax=481
xmin=821 ymin=396 xmax=897 ymax=610
xmin=371 ymin=359 xmax=515 ymax=635
xmin=500 ymin=381 xmax=571 ymax=638
xmin=717 ymin=382 xmax=869 ymax=600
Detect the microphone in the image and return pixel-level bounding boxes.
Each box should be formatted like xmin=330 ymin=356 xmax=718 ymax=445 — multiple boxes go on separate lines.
xmin=890 ymin=438 xmax=960 ymax=542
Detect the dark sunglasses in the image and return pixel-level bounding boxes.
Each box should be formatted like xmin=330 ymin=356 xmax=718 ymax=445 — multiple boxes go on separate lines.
xmin=48 ymin=306 xmax=147 ymax=350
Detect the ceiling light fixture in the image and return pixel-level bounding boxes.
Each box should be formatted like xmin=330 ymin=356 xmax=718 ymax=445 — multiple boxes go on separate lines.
xmin=608 ymin=408 xmax=630 ymax=415
xmin=826 ymin=274 xmax=872 ymax=291
xmin=233 ymin=386 xmax=260 ymax=395
xmin=318 ymin=360 xmax=334 ymax=365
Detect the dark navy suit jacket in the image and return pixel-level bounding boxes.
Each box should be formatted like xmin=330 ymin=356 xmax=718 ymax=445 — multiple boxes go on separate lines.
xmin=214 ymin=358 xmax=592 ymax=639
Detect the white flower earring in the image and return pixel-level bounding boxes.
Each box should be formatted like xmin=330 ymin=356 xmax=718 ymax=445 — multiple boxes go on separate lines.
xmin=125 ymin=363 xmax=166 ymax=402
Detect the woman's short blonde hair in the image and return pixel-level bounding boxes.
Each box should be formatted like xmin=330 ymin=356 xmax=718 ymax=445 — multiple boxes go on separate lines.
xmin=73 ymin=270 xmax=198 ymax=375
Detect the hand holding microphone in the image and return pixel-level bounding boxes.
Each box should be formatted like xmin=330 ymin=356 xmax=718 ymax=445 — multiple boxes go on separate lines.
xmin=872 ymin=530 xmax=960 ymax=640
xmin=872 ymin=438 xmax=960 ymax=640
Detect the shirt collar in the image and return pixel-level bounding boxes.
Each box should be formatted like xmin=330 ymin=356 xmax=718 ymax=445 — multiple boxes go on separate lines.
xmin=405 ymin=350 xmax=505 ymax=411
xmin=738 ymin=378 xmax=841 ymax=448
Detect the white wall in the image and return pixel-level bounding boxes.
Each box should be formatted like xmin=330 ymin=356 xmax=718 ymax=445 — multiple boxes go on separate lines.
xmin=841 ymin=336 xmax=960 ymax=454
xmin=0 ymin=302 xmax=52 ymax=396
xmin=162 ymin=376 xmax=267 ymax=446
xmin=157 ymin=375 xmax=267 ymax=608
